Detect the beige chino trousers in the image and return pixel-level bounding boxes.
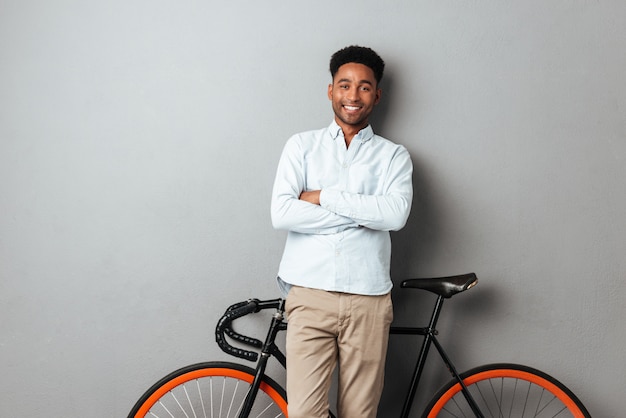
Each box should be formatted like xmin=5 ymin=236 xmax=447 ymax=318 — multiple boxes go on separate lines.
xmin=285 ymin=286 xmax=393 ymax=418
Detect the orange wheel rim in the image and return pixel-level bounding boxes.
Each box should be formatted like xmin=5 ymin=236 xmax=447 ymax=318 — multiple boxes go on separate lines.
xmin=428 ymin=368 xmax=585 ymax=418
xmin=135 ymin=367 xmax=287 ymax=417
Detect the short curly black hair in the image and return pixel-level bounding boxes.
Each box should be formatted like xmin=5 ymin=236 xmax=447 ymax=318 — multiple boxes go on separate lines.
xmin=329 ymin=45 xmax=385 ymax=84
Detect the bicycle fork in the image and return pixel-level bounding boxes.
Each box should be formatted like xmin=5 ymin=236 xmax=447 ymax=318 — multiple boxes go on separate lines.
xmin=238 ymin=302 xmax=287 ymax=418
xmin=393 ymin=295 xmax=485 ymax=418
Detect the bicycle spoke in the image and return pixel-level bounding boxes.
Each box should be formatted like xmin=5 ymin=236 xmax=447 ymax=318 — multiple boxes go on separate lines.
xmin=440 ymin=395 xmax=467 ymax=418
xmin=232 ymin=384 xmax=250 ymax=418
xmin=195 ymin=380 xmax=208 ymax=418
xmin=226 ymin=380 xmax=241 ymax=417
xmin=219 ymin=377 xmax=226 ymax=417
xmin=522 ymin=379 xmax=532 ymax=417
xmin=183 ymin=386 xmax=197 ymax=418
xmin=507 ymin=377 xmax=519 ymax=417
xmin=158 ymin=400 xmax=176 ymax=418
xmin=171 ymin=392 xmax=191 ymax=418
xmin=253 ymin=401 xmax=277 ymax=418
xmin=475 ymin=380 xmax=496 ymax=417
xmin=209 ymin=378 xmax=214 ymax=418
xmin=486 ymin=378 xmax=503 ymax=418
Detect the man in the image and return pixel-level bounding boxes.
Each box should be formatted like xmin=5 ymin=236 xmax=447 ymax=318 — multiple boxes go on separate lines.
xmin=271 ymin=45 xmax=413 ymax=418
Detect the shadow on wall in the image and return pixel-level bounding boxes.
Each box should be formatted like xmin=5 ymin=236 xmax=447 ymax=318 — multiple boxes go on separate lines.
xmin=381 ymin=171 xmax=503 ymax=415
xmin=369 ymin=65 xmax=395 ymax=138
xmin=370 ymin=72 xmax=503 ymax=413
xmin=379 ymin=150 xmax=504 ymax=415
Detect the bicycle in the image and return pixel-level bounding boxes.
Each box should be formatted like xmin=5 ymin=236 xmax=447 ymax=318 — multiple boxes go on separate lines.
xmin=128 ymin=273 xmax=591 ymax=417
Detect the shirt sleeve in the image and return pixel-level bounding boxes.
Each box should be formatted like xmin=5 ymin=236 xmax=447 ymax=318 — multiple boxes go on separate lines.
xmin=319 ymin=146 xmax=413 ymax=231
xmin=271 ymin=136 xmax=359 ymax=234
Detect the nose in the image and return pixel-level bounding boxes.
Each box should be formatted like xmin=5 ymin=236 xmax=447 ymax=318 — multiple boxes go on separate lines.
xmin=347 ymin=88 xmax=360 ymax=102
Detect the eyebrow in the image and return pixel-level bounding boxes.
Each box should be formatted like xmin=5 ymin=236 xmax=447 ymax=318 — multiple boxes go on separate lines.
xmin=337 ymin=78 xmax=374 ymax=86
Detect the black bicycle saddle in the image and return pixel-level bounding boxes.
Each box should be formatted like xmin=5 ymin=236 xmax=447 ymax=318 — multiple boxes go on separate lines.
xmin=400 ymin=273 xmax=478 ymax=298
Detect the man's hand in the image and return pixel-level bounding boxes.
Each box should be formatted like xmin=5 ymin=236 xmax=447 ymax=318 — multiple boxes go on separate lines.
xmin=299 ymin=190 xmax=321 ymax=205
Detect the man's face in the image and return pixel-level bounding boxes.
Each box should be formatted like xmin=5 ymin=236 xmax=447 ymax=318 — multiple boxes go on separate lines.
xmin=328 ymin=63 xmax=381 ymax=132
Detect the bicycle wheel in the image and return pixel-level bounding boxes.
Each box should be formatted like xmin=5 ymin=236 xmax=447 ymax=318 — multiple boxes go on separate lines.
xmin=128 ymin=361 xmax=287 ymax=418
xmin=423 ymin=363 xmax=590 ymax=418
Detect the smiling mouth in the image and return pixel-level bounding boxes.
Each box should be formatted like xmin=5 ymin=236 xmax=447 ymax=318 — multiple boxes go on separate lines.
xmin=343 ymin=105 xmax=361 ymax=111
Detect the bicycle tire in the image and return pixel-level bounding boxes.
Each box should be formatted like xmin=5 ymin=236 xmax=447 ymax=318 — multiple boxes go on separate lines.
xmin=128 ymin=361 xmax=288 ymax=418
xmin=423 ymin=363 xmax=590 ymax=418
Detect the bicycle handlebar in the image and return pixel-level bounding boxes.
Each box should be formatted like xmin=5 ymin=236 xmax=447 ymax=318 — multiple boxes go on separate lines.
xmin=215 ymin=298 xmax=283 ymax=362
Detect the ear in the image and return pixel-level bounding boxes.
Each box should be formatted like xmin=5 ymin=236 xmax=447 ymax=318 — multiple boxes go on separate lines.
xmin=327 ymin=83 xmax=333 ymax=100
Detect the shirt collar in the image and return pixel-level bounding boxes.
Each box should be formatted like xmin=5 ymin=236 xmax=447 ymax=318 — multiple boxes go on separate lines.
xmin=328 ymin=120 xmax=374 ymax=143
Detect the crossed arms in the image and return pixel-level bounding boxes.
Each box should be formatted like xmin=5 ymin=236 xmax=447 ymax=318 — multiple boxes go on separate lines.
xmin=271 ymin=138 xmax=413 ymax=235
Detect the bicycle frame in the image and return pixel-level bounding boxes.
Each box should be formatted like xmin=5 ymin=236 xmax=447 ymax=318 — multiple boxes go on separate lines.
xmin=390 ymin=294 xmax=484 ymax=418
xmin=222 ymin=294 xmax=485 ymax=418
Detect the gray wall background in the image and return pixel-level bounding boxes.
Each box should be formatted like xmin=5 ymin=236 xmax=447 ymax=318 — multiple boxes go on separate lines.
xmin=1 ymin=1 xmax=624 ymax=417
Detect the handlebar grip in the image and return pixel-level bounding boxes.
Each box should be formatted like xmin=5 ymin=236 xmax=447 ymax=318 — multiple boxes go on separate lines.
xmin=215 ymin=299 xmax=262 ymax=362
xmin=225 ymin=326 xmax=263 ymax=349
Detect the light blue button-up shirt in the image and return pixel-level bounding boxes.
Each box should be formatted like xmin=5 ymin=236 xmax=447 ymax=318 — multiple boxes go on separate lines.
xmin=271 ymin=121 xmax=413 ymax=296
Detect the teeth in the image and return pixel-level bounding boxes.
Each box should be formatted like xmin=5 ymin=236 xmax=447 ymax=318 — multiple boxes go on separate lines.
xmin=345 ymin=106 xmax=360 ymax=111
